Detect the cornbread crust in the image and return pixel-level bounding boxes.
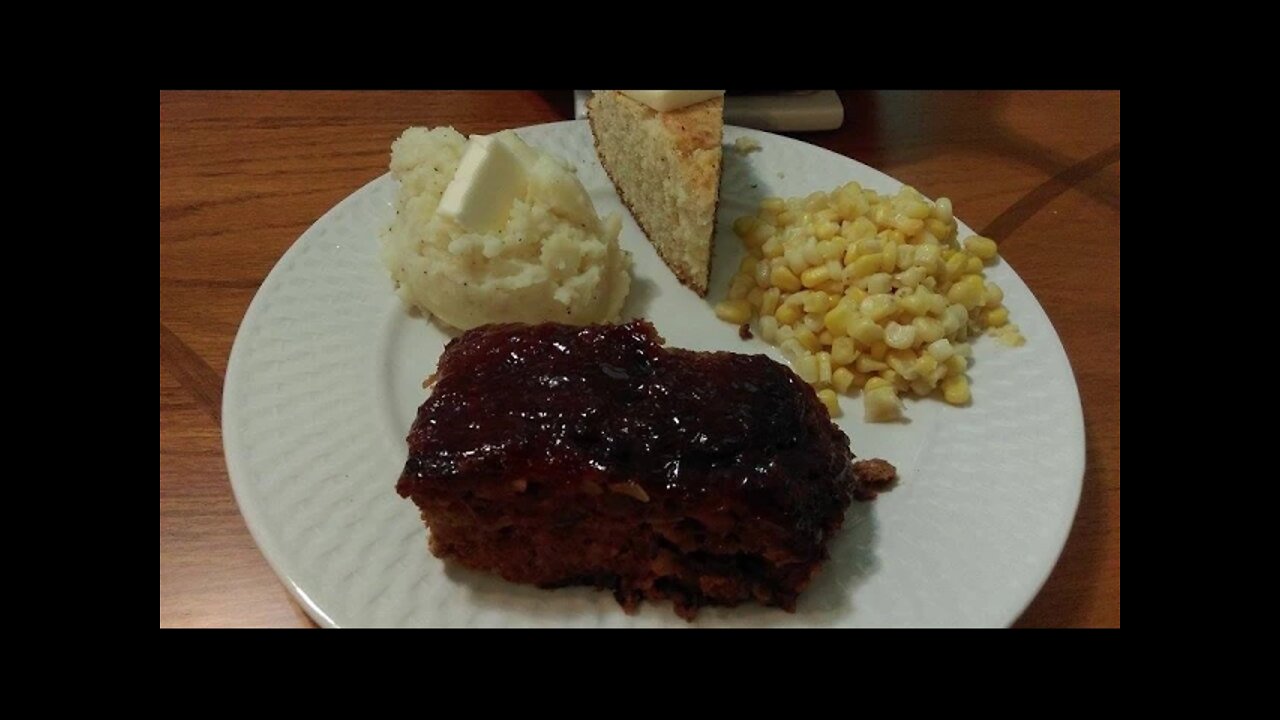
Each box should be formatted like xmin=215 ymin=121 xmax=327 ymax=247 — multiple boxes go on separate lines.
xmin=587 ymin=91 xmax=723 ymax=296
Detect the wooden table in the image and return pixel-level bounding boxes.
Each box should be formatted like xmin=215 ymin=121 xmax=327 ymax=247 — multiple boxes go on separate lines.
xmin=159 ymin=90 xmax=1120 ymax=628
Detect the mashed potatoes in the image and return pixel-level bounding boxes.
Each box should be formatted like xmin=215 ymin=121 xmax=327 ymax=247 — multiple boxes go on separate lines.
xmin=380 ymin=127 xmax=631 ymax=330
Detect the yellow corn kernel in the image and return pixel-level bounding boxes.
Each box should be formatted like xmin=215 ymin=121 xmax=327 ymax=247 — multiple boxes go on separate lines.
xmin=801 ymin=265 xmax=832 ymax=288
xmin=912 ymin=316 xmax=945 ymax=344
xmin=965 ymin=256 xmax=984 ymax=274
xmin=780 ymin=338 xmax=805 ymax=361
xmin=775 ymin=303 xmax=801 ymax=326
xmin=940 ymin=303 xmax=968 ymax=334
xmin=855 ymin=355 xmax=888 ymax=373
xmin=830 ymin=337 xmax=857 ymax=366
xmin=847 ymin=253 xmax=882 ymax=280
xmin=814 ymin=209 xmax=839 ymax=225
xmin=823 ymin=303 xmax=852 ymax=336
xmin=748 ymin=222 xmax=776 ymax=246
xmin=761 ymin=236 xmax=783 ymax=258
xmin=963 ymin=235 xmax=999 ymax=261
xmin=908 ymin=379 xmax=934 ymax=397
xmin=947 ymin=275 xmax=985 ymax=309
xmin=898 ymin=291 xmax=931 ymax=316
xmin=849 ymin=216 xmax=877 ymax=241
xmin=886 ymin=349 xmax=919 ymax=380
xmin=733 ymin=216 xmax=759 ymax=238
xmin=863 ymin=385 xmax=902 ymax=422
xmin=785 ymin=247 xmax=807 ymax=275
xmin=869 ymin=341 xmax=889 ymax=360
xmin=865 ymin=273 xmax=892 ymax=296
xmin=802 ymin=313 xmax=824 ymax=334
xmin=880 ymin=239 xmax=899 ymax=272
xmin=996 ymin=325 xmax=1027 ymax=347
xmin=715 ymin=300 xmax=752 ymax=324
xmin=771 ymin=265 xmax=802 ymax=292
xmin=759 ymin=315 xmax=779 ymax=343
xmin=739 ymin=256 xmax=758 ymax=275
xmin=760 ymin=197 xmax=785 ymax=213
xmin=884 ymin=321 xmax=918 ymax=350
xmin=901 ymin=199 xmax=931 ymax=219
xmin=794 ymin=353 xmax=819 ymax=383
xmin=760 ymin=285 xmax=782 ymax=316
xmin=882 ymin=370 xmax=904 ymax=391
xmin=815 ymin=240 xmax=839 ymax=262
xmin=945 ymin=251 xmax=968 ymax=280
xmin=728 ymin=273 xmax=753 ymax=300
xmin=914 ymin=243 xmax=940 ymax=271
xmin=795 ymin=327 xmax=822 ymax=353
xmin=927 ymin=338 xmax=955 ymax=362
xmin=946 ymin=355 xmax=968 ymax=374
xmin=932 ymin=197 xmax=953 ymax=222
xmin=776 ymin=210 xmax=797 ymax=226
xmin=818 ymin=330 xmax=835 ymax=346
xmin=926 ymin=218 xmax=952 ymax=240
xmin=942 ymin=374 xmax=971 ymax=405
xmin=864 ymin=376 xmax=891 ymax=391
xmin=860 ymin=294 xmax=897 ymax=321
xmin=747 ymin=287 xmax=764 ymax=308
xmin=844 ymin=286 xmax=868 ymax=305
xmin=820 ymin=280 xmax=845 ymax=296
xmin=896 ymin=263 xmax=926 ymax=288
xmin=983 ymin=305 xmax=1010 ymax=328
xmin=984 ymin=282 xmax=1004 ymax=307
xmin=915 ymin=353 xmax=939 ymax=378
xmin=893 ymin=214 xmax=925 ymax=235
xmin=816 ymin=351 xmax=833 ymax=384
xmin=816 ymin=388 xmax=841 ymax=416
xmin=815 ymin=222 xmax=839 ymax=241
xmin=831 ymin=367 xmax=855 ymax=393
xmin=803 ymin=291 xmax=833 ymax=314
xmin=848 ymin=317 xmax=884 ymax=346
xmin=896 ymin=243 xmax=916 ymax=270
xmin=802 ymin=241 xmax=824 ymax=267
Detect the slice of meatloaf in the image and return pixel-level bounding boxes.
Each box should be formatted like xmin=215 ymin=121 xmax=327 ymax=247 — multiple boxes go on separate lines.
xmin=395 ymin=320 xmax=895 ymax=619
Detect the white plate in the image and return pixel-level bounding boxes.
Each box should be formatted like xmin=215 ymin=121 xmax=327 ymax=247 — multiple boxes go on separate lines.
xmin=223 ymin=121 xmax=1084 ymax=628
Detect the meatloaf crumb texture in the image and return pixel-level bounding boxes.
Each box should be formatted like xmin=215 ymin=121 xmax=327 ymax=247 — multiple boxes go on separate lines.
xmin=396 ymin=320 xmax=893 ymax=619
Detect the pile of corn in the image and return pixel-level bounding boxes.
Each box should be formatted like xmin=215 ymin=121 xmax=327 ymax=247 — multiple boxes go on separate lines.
xmin=715 ymin=182 xmax=1025 ymax=421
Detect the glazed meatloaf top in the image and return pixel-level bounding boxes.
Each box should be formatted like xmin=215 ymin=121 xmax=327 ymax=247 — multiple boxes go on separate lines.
xmin=396 ymin=320 xmax=863 ymax=540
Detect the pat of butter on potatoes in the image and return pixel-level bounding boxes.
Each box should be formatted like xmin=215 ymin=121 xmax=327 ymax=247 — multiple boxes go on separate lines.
xmin=436 ymin=133 xmax=531 ymax=234
xmin=380 ymin=127 xmax=631 ymax=330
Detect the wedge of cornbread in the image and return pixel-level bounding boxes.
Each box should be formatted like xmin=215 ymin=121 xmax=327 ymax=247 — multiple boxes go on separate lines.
xmin=587 ymin=91 xmax=724 ymax=296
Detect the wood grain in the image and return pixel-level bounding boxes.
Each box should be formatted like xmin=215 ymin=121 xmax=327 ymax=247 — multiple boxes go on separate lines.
xmin=159 ymin=90 xmax=1120 ymax=628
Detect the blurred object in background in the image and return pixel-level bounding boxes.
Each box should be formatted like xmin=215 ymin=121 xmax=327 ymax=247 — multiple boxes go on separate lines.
xmin=573 ymin=90 xmax=844 ymax=132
